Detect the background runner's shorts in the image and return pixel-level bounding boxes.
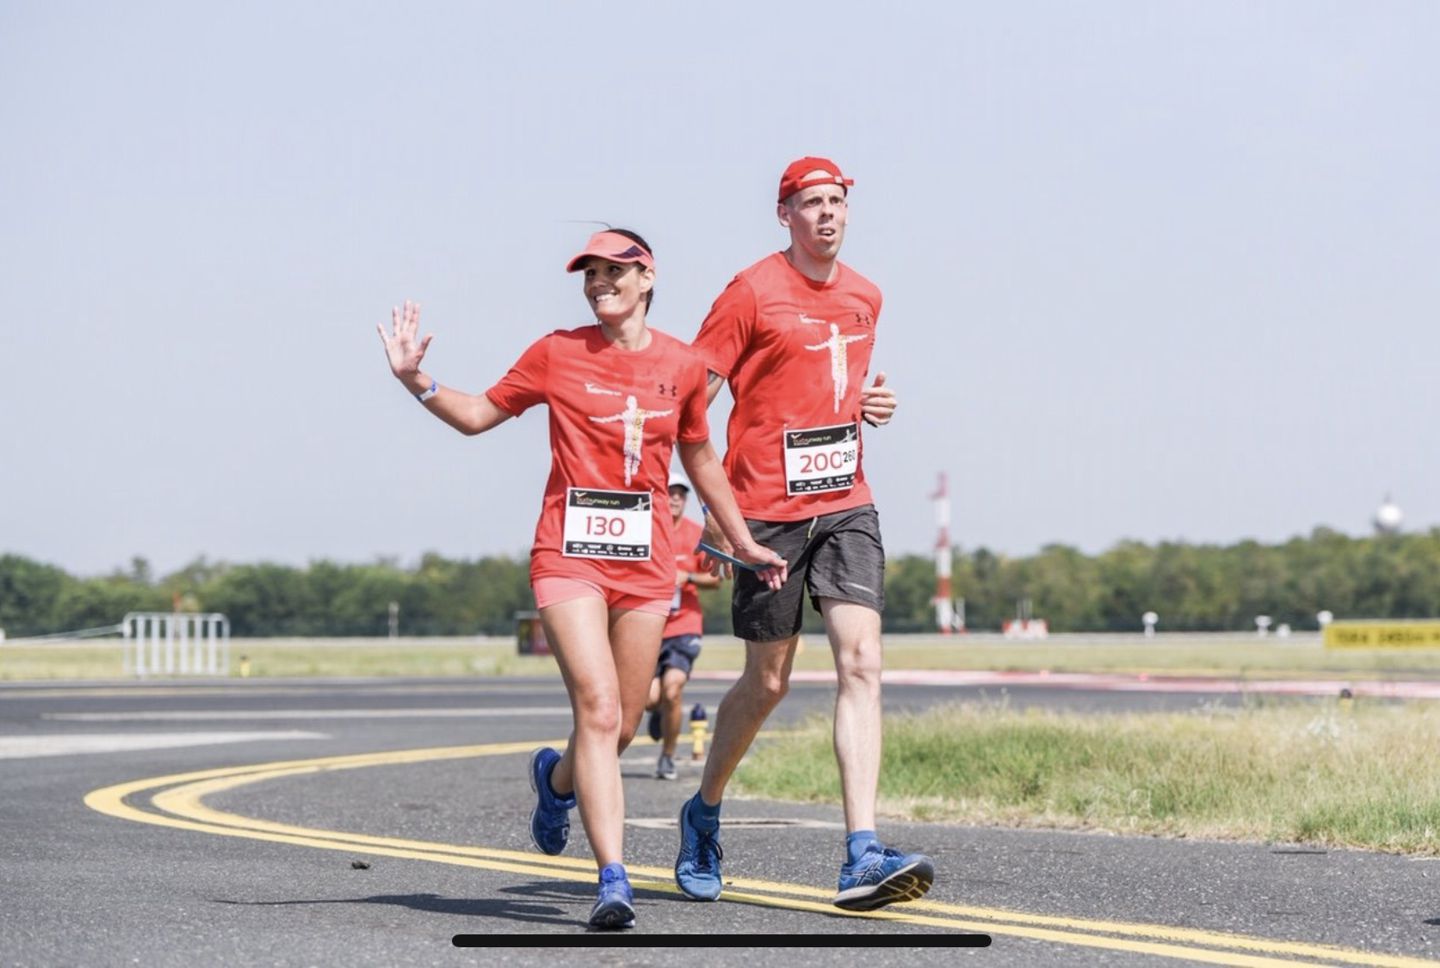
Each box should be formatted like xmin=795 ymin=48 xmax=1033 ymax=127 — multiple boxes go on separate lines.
xmin=731 ymin=504 xmax=886 ymax=643
xmin=655 ymin=633 xmax=702 ymax=677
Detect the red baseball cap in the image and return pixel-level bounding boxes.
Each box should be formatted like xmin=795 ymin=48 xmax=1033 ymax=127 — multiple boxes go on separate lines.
xmin=777 ymin=156 xmax=854 ymax=203
xmin=565 ymin=231 xmax=655 ymax=273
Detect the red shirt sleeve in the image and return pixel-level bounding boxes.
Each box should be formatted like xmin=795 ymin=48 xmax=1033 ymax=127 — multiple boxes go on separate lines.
xmin=676 ymin=354 xmax=709 ymax=444
xmin=484 ymin=333 xmax=551 ymax=416
xmin=691 ymin=274 xmax=757 ymax=380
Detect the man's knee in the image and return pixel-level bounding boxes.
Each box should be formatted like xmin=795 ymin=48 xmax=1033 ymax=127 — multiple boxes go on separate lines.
xmin=822 ymin=601 xmax=882 ymax=685
xmin=836 ymin=652 xmax=882 ymax=696
xmin=742 ymin=666 xmax=790 ymax=705
xmin=736 ymin=637 xmax=799 ymax=706
xmin=832 ymin=634 xmax=883 ymax=695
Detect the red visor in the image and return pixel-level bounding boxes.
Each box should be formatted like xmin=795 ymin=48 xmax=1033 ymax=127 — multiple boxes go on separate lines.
xmin=777 ymin=156 xmax=854 ymax=203
xmin=565 ymin=231 xmax=655 ymax=273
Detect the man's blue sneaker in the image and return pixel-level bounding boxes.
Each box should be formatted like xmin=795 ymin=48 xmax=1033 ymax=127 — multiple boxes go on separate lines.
xmin=646 ymin=708 xmax=662 ymax=742
xmin=527 ymin=747 xmax=575 ymax=856
xmin=588 ymin=862 xmax=635 ymax=930
xmin=832 ymin=843 xmax=934 ymax=911
xmin=674 ymin=794 xmax=723 ymax=900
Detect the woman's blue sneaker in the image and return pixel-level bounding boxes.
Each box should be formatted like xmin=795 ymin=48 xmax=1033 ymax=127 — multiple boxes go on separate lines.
xmin=832 ymin=843 xmax=934 ymax=911
xmin=674 ymin=793 xmax=723 ymax=900
xmin=527 ymin=747 xmax=575 ymax=855
xmin=588 ymin=863 xmax=635 ymax=929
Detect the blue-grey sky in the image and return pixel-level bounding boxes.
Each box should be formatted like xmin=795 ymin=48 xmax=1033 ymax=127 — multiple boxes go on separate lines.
xmin=2 ymin=2 xmax=1436 ymax=578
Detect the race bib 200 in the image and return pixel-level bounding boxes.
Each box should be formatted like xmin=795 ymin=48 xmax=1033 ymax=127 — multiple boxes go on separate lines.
xmin=783 ymin=423 xmax=859 ymax=495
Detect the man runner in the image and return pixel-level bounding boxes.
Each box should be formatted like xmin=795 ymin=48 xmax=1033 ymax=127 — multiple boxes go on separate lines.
xmin=673 ymin=157 xmax=934 ymax=911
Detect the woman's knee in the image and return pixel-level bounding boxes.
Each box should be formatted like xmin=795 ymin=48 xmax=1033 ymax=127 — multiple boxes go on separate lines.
xmin=572 ymin=692 xmax=624 ymax=737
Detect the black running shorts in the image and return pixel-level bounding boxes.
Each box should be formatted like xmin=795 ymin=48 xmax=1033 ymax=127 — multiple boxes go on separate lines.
xmin=731 ymin=504 xmax=886 ymax=643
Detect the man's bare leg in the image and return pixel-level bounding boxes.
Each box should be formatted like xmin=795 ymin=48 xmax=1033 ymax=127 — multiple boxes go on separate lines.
xmin=820 ymin=598 xmax=883 ymax=833
xmin=677 ymin=633 xmax=800 ymax=900
xmin=697 ymin=634 xmax=800 ymax=805
xmin=819 ymin=598 xmax=934 ymax=911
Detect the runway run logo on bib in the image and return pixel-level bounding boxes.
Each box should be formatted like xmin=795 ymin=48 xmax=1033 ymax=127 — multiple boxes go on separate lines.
xmin=589 ymin=395 xmax=673 ymax=486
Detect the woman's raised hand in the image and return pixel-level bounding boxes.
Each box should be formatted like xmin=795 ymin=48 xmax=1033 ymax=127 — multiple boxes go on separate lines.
xmin=377 ymin=299 xmax=433 ymax=388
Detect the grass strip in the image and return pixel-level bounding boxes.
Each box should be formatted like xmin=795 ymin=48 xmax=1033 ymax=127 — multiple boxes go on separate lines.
xmin=731 ymin=698 xmax=1440 ymax=854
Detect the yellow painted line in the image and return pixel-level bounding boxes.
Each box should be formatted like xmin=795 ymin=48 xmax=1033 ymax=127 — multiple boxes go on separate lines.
xmin=85 ymin=743 xmax=1439 ymax=967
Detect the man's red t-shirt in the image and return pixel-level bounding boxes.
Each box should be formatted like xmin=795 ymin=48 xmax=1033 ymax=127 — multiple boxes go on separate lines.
xmin=485 ymin=326 xmax=709 ymax=600
xmin=662 ymin=515 xmax=706 ymax=638
xmin=691 ymin=252 xmax=882 ymax=522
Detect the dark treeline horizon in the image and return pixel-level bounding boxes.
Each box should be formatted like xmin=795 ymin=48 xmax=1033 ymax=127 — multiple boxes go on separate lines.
xmin=2 ymin=526 xmax=1437 ymax=638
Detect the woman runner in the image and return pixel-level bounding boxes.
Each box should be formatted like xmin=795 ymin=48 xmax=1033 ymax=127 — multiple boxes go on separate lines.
xmin=377 ymin=228 xmax=787 ymax=930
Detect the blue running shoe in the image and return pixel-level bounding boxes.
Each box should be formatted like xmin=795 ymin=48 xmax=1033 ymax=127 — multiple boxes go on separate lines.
xmin=832 ymin=843 xmax=934 ymax=911
xmin=674 ymin=794 xmax=723 ymax=900
xmin=646 ymin=707 xmax=662 ymax=743
xmin=588 ymin=862 xmax=635 ymax=930
xmin=527 ymin=747 xmax=575 ymax=856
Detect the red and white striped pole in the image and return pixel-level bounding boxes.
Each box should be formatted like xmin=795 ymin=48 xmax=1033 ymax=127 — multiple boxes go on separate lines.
xmin=931 ymin=472 xmax=954 ymax=634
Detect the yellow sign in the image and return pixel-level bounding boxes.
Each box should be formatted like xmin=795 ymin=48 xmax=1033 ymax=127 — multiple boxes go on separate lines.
xmin=1324 ymin=620 xmax=1440 ymax=649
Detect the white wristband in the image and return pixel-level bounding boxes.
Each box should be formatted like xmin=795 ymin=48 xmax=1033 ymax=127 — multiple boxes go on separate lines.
xmin=416 ymin=378 xmax=438 ymax=402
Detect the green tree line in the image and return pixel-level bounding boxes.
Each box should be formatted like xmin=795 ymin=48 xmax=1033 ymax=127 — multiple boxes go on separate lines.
xmin=2 ymin=527 xmax=1437 ymax=638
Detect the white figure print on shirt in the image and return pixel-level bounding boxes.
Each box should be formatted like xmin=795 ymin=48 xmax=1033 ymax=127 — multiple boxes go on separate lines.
xmin=589 ymin=395 xmax=674 ymax=486
xmin=805 ymin=323 xmax=869 ymax=413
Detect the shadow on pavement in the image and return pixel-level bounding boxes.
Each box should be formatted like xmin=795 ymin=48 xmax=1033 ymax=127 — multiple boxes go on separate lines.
xmin=211 ymin=880 xmax=674 ymax=929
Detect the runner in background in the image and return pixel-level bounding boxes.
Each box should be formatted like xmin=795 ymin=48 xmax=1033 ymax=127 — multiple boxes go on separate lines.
xmin=673 ymin=158 xmax=935 ymax=912
xmin=644 ymin=471 xmax=720 ymax=780
xmin=378 ymin=228 xmax=786 ymax=930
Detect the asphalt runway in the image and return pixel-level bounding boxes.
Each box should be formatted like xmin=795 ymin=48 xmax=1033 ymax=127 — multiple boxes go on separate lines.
xmin=3 ymin=673 xmax=1439 ymax=967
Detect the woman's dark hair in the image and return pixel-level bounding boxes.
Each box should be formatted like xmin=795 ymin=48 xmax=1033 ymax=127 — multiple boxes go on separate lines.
xmin=607 ymin=227 xmax=654 ymax=310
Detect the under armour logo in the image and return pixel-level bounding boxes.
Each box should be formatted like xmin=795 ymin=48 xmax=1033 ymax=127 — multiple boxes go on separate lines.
xmin=658 ymin=383 xmax=677 ymax=398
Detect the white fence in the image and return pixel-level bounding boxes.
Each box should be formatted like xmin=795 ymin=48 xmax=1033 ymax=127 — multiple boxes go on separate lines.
xmin=123 ymin=612 xmax=230 ymax=677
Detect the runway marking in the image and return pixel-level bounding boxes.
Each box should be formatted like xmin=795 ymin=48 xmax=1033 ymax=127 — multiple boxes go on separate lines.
xmin=84 ymin=743 xmax=1438 ymax=966
xmin=46 ymin=707 xmax=574 ymax=721
xmin=0 ymin=731 xmax=325 ymax=759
